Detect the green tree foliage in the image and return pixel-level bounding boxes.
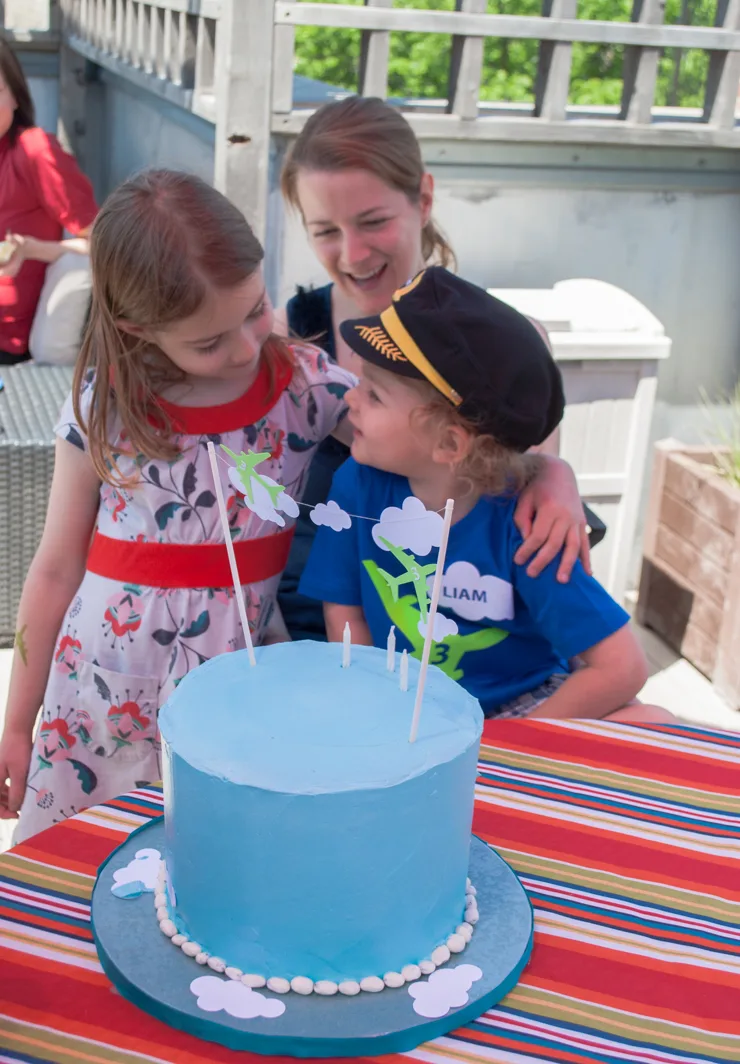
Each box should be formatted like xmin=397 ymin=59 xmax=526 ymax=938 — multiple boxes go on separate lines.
xmin=293 ymin=0 xmax=718 ymax=108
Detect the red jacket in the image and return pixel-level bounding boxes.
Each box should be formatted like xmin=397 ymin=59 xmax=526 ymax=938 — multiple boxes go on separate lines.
xmin=0 ymin=126 xmax=98 ymax=355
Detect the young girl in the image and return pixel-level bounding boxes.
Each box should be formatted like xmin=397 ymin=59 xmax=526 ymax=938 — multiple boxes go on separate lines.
xmin=300 ymin=268 xmax=674 ymax=723
xmin=0 ymin=170 xmax=354 ymax=841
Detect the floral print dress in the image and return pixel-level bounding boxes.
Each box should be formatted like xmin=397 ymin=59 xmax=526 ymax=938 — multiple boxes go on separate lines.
xmin=15 ymin=345 xmax=353 ymax=841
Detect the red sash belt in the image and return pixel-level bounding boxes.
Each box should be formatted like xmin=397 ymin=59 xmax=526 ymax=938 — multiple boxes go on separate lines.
xmin=86 ymin=529 xmax=295 ymax=589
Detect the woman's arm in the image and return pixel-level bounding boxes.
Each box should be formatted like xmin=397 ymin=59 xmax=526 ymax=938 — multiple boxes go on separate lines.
xmin=324 ymin=603 xmax=373 ymax=646
xmin=0 ymin=226 xmax=91 ymax=279
xmin=514 ymin=455 xmax=590 ymax=582
xmin=526 ymin=625 xmax=649 ymax=720
xmin=0 ymin=438 xmax=100 ymax=817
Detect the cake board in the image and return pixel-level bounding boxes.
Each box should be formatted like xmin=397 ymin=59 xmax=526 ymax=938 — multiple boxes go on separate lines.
xmin=92 ymin=819 xmax=534 ymax=1058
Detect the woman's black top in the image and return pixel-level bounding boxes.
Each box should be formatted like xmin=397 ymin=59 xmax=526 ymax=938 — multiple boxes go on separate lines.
xmin=277 ymin=284 xmax=350 ymax=641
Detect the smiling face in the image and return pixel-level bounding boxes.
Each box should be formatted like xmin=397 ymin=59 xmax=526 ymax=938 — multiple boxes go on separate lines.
xmin=126 ymin=270 xmax=274 ymax=386
xmin=296 ymin=168 xmax=433 ymax=316
xmin=346 ymin=362 xmax=440 ymax=479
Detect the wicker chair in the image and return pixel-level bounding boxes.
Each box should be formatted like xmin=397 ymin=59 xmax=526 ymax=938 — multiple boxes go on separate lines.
xmin=0 ymin=364 xmax=74 ymax=646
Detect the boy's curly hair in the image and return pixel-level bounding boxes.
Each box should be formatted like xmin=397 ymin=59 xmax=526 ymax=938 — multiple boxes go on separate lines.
xmin=408 ymin=380 xmax=543 ymax=498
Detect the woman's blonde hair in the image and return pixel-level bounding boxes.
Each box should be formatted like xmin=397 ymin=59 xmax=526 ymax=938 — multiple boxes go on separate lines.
xmin=281 ymin=96 xmax=455 ymax=269
xmin=73 ymin=169 xmax=293 ymax=485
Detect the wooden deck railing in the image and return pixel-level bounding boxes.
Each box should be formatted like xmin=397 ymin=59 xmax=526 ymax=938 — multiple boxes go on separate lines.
xmin=273 ymin=1 xmax=740 ymax=138
xmin=45 ymin=1 xmax=740 ymax=239
xmin=61 ymin=0 xmax=219 ymax=121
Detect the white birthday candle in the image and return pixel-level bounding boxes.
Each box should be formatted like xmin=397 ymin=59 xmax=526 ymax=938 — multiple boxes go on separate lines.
xmin=400 ymin=649 xmax=409 ymax=692
xmin=342 ymin=622 xmax=351 ymax=668
xmin=386 ymin=626 xmax=396 ymax=672
xmin=207 ymin=442 xmax=256 ymax=667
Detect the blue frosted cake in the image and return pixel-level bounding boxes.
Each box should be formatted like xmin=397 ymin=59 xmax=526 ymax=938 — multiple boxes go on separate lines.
xmin=156 ymin=641 xmax=483 ymax=996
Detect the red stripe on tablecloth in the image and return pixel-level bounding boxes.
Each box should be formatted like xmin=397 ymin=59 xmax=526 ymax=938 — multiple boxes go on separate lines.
xmin=532 ymin=898 xmax=740 ymax=954
xmin=104 ymin=797 xmax=164 ymax=817
xmin=528 ymin=937 xmax=740 ymax=1028
xmin=16 ymin=830 xmax=120 ymax=875
xmin=1 ymin=960 xmax=362 ymax=1064
xmin=0 ymin=951 xmax=107 ymax=986
xmin=0 ymin=904 xmax=92 ymax=940
xmin=475 ymin=774 xmax=739 ymax=840
xmin=483 ymin=723 xmax=740 ymax=794
xmin=474 ymin=805 xmax=740 ymax=896
xmin=452 ymin=1025 xmax=602 ymax=1064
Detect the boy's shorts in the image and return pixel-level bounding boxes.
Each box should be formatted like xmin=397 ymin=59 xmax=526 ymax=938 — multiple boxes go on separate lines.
xmin=489 ymin=672 xmax=569 ymax=719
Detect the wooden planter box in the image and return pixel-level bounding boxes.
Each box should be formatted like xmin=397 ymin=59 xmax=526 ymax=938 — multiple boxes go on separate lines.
xmin=636 ymin=439 xmax=740 ymax=709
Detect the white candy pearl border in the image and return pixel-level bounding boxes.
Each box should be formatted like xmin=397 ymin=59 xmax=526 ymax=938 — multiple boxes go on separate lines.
xmin=154 ymin=862 xmax=479 ymax=995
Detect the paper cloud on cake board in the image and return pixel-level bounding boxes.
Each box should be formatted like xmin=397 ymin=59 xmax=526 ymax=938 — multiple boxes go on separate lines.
xmin=310 ymin=500 xmax=352 ymax=531
xmin=373 ymin=497 xmax=443 ymax=557
xmin=434 ymin=561 xmax=514 ymax=622
xmin=191 ymin=976 xmax=286 ymax=1019
xmin=408 ymin=965 xmax=483 ymax=1017
xmin=111 ymin=848 xmax=161 ymax=898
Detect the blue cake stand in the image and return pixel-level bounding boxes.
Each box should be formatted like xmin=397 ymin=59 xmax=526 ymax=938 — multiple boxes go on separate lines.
xmin=92 ymin=820 xmax=533 ymax=1058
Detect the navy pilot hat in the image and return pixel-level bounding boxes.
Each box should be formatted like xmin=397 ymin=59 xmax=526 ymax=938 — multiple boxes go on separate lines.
xmin=339 ymin=266 xmax=565 ymax=453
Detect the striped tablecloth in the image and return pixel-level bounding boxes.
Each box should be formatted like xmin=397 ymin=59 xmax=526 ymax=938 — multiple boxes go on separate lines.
xmin=1 ymin=719 xmax=739 ymax=1064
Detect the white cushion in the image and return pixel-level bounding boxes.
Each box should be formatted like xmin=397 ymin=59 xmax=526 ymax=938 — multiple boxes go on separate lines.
xmin=28 ymin=251 xmax=92 ymax=365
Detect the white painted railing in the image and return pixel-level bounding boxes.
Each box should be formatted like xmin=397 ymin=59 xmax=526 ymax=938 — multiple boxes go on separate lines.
xmin=40 ymin=2 xmax=740 ymax=244
xmin=61 ymin=0 xmax=219 ymax=120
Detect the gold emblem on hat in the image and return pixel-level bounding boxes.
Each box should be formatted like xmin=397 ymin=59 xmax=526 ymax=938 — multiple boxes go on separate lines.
xmin=392 ymin=270 xmax=426 ymax=303
xmin=354 ymin=324 xmax=408 ymax=363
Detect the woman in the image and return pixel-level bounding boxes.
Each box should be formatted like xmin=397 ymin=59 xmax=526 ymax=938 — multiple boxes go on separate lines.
xmin=0 ymin=40 xmax=97 ymax=364
xmin=275 ymin=96 xmax=590 ymax=642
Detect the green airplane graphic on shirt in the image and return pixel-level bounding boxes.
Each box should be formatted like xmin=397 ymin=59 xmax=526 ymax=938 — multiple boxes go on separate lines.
xmin=374 ymin=536 xmax=437 ymax=625
xmin=221 ymin=446 xmax=285 ymax=507
xmin=364 ymin=558 xmax=508 ymax=683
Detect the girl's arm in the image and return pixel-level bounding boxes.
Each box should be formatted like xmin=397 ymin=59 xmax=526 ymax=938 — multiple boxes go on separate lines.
xmin=514 ymin=455 xmax=590 ymax=582
xmin=526 ymin=625 xmax=649 ymax=720
xmin=0 ymin=439 xmax=100 ymax=817
xmin=0 ymin=227 xmax=91 ymax=280
xmin=324 ymin=603 xmax=373 ymax=646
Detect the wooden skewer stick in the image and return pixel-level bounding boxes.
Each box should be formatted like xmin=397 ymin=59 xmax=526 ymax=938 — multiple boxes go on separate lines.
xmin=408 ymin=498 xmax=454 ymax=742
xmin=207 ymin=441 xmax=256 ymax=666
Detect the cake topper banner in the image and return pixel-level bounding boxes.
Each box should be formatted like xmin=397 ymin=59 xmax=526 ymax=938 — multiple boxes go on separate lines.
xmin=219 ymin=447 xmax=446 ymax=533
xmin=221 ymin=447 xmax=459 ymax=643
xmin=216 ymin=446 xmax=456 ymax=739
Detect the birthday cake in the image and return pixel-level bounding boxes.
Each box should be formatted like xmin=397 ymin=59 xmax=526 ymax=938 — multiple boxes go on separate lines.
xmin=155 ymin=640 xmax=484 ymax=996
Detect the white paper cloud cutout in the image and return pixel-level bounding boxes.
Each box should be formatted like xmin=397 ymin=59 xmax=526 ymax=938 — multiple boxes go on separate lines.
xmin=111 ymin=848 xmax=161 ymax=897
xmin=228 ymin=468 xmax=299 ymax=528
xmin=418 ymin=612 xmax=459 ymax=642
xmin=373 ymin=496 xmax=443 ymax=557
xmin=408 ymin=964 xmax=483 ymax=1018
xmin=190 ymin=976 xmax=286 ymax=1019
xmin=435 ymin=561 xmax=515 ymax=622
xmin=310 ymin=500 xmax=352 ymax=531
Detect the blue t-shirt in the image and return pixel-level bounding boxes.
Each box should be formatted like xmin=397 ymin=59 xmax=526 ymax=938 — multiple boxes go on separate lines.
xmin=299 ymin=460 xmax=629 ymax=715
